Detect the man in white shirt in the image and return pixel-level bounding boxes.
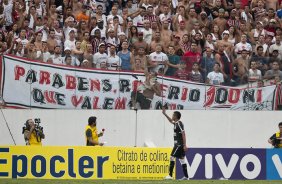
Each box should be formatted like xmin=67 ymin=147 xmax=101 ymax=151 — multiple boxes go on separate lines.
xmin=133 ymin=7 xmax=146 ymax=31
xmin=159 ymin=4 xmax=172 ymax=29
xmin=107 ymin=6 xmax=123 ymax=26
xmin=64 ymin=47 xmax=80 ymax=66
xmin=107 ymin=45 xmax=121 ymax=70
xmin=149 ymin=44 xmax=169 ymax=73
xmin=206 ymin=62 xmax=224 ymax=85
xmin=16 ymin=29 xmax=29 ymax=51
xmin=269 ymin=35 xmax=282 ymax=59
xmin=63 ymin=16 xmax=77 ymax=40
xmin=91 ymin=19 xmax=107 ymax=39
xmin=234 ymin=34 xmax=252 ymax=58
xmin=249 ymin=60 xmax=262 ymax=82
xmin=142 ymin=20 xmax=153 ymax=45
xmin=93 ymin=43 xmax=108 ymax=69
xmin=3 ymin=0 xmax=13 ymax=27
xmin=51 ymin=46 xmax=64 ymax=65
xmin=106 ymin=28 xmax=119 ymax=50
xmin=64 ymin=30 xmax=77 ymax=51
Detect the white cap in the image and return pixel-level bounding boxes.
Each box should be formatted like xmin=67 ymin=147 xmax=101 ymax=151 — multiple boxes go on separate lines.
xmin=107 ymin=28 xmax=114 ymax=33
xmin=65 ymin=16 xmax=75 ymax=22
xmin=222 ymin=30 xmax=230 ymax=35
xmin=98 ymin=43 xmax=105 ymax=47
xmin=64 ymin=47 xmax=71 ymax=51
xmin=118 ymin=32 xmax=126 ymax=36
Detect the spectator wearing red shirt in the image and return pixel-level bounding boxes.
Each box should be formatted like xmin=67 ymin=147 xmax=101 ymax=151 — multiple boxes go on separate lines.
xmin=183 ymin=41 xmax=201 ymax=73
xmin=175 ymin=62 xmax=189 ymax=80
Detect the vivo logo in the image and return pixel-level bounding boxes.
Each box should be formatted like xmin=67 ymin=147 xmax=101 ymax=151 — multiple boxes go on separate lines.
xmin=272 ymin=154 xmax=282 ymax=178
xmin=183 ymin=149 xmax=266 ymax=179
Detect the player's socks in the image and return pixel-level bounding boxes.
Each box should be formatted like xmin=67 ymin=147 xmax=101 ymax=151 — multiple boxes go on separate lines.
xmin=182 ymin=163 xmax=188 ymax=178
xmin=169 ymin=161 xmax=175 ymax=176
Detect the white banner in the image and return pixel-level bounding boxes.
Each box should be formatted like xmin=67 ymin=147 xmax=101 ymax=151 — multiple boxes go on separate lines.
xmin=0 ymin=55 xmax=278 ymax=110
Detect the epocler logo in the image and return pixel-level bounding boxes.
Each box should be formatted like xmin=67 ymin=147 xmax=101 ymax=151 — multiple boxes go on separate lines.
xmin=0 ymin=148 xmax=109 ymax=179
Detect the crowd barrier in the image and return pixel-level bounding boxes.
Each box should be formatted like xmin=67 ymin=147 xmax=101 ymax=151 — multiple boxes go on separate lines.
xmin=1 ymin=55 xmax=281 ymax=110
xmin=0 ymin=146 xmax=281 ymax=180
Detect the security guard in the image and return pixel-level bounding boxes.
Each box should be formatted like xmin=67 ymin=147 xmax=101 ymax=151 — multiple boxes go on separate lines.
xmin=268 ymin=122 xmax=282 ymax=148
xmin=85 ymin=116 xmax=104 ymax=146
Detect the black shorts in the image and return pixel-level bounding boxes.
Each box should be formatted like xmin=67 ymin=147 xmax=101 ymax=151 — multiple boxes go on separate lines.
xmin=171 ymin=145 xmax=185 ymax=158
xmin=131 ymin=91 xmax=152 ymax=109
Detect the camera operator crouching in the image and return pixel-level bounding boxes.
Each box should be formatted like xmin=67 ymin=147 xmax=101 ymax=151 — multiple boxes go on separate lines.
xmin=23 ymin=118 xmax=45 ymax=146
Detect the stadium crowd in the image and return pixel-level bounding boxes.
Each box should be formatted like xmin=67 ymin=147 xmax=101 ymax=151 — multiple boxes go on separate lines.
xmin=1 ymin=0 xmax=282 ymax=86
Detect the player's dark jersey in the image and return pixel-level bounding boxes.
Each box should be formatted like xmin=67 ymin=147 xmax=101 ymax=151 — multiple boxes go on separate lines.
xmin=174 ymin=121 xmax=184 ymax=146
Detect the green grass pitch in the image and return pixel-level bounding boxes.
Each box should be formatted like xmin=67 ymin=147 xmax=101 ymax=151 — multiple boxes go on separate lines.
xmin=0 ymin=180 xmax=281 ymax=184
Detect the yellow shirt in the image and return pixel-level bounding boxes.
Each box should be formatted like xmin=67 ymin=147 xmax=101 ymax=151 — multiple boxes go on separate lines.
xmin=85 ymin=125 xmax=98 ymax=146
xmin=276 ymin=132 xmax=282 ymax=148
xmin=28 ymin=131 xmax=42 ymax=146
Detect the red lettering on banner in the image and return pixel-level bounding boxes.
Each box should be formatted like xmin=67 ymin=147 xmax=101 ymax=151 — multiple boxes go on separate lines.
xmin=90 ymin=79 xmax=100 ymax=92
xmin=71 ymin=95 xmax=83 ymax=107
xmin=181 ymin=87 xmax=188 ymax=101
xmin=132 ymin=80 xmax=142 ymax=92
xmin=170 ymin=103 xmax=176 ymax=110
xmin=92 ymin=96 xmax=100 ymax=109
xmin=44 ymin=91 xmax=56 ymax=104
xmin=66 ymin=75 xmax=76 ymax=89
xmin=39 ymin=71 xmax=51 ymax=85
xmin=228 ymin=88 xmax=240 ymax=104
xmin=14 ymin=66 xmax=25 ymax=80
xmin=257 ymin=89 xmax=262 ymax=103
xmin=204 ymin=86 xmax=216 ymax=107
xmin=115 ymin=97 xmax=126 ymax=109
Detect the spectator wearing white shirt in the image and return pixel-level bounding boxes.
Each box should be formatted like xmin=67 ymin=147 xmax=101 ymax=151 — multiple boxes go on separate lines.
xmin=269 ymin=35 xmax=282 ymax=59
xmin=127 ymin=0 xmax=138 ymax=14
xmin=107 ymin=6 xmax=123 ymax=27
xmin=249 ymin=60 xmax=262 ymax=82
xmin=51 ymin=46 xmax=64 ymax=65
xmin=94 ymin=5 xmax=107 ymax=23
xmin=64 ymin=47 xmax=80 ymax=66
xmin=206 ymin=62 xmax=224 ymax=85
xmin=159 ymin=4 xmax=172 ymax=29
xmin=91 ymin=19 xmax=107 ymax=39
xmin=142 ymin=20 xmax=153 ymax=45
xmin=107 ymin=45 xmax=121 ymax=70
xmin=149 ymin=44 xmax=169 ymax=73
xmin=93 ymin=43 xmax=108 ymax=69
xmin=16 ymin=29 xmax=29 ymax=52
xmin=42 ymin=41 xmax=51 ymax=63
xmin=63 ymin=16 xmax=77 ymax=40
xmin=234 ymin=34 xmax=252 ymax=58
xmin=108 ymin=16 xmax=122 ymax=34
xmin=3 ymin=0 xmax=14 ymax=28
xmin=93 ymin=0 xmax=107 ymax=14
xmin=106 ymin=28 xmax=118 ymax=52
xmin=133 ymin=7 xmax=146 ymax=31
xmin=64 ymin=30 xmax=76 ymax=52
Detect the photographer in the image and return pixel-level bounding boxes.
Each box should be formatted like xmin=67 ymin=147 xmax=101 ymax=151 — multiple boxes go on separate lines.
xmin=268 ymin=122 xmax=282 ymax=148
xmin=23 ymin=119 xmax=45 ymax=146
xmin=85 ymin=116 xmax=104 ymax=146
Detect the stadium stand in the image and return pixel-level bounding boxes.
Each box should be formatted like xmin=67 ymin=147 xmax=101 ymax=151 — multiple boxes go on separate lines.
xmin=0 ymin=0 xmax=282 ymax=109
